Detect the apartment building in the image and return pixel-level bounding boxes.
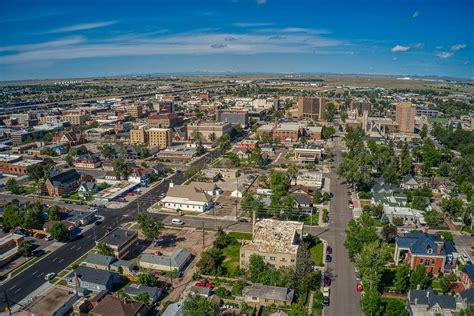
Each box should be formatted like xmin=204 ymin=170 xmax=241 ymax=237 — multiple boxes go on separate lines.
xmin=240 ymin=219 xmax=303 ymax=269
xmin=273 ymin=123 xmax=301 ymax=143
xmin=147 ymin=113 xmax=180 ymax=128
xmin=216 ymin=109 xmax=248 ymax=127
xmin=130 ymin=126 xmax=171 ymax=149
xmin=351 ymin=100 xmax=372 ymax=115
xmin=297 ymin=97 xmax=328 ymax=120
xmin=61 ymin=114 xmax=88 ymax=125
xmin=101 ymin=228 xmax=138 ymax=259
xmin=126 ymin=105 xmax=143 ymax=118
xmin=396 ymin=102 xmax=416 ymax=133
xmin=187 ymin=122 xmax=233 ymax=142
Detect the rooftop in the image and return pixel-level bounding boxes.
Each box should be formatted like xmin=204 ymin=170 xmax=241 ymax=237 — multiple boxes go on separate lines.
xmin=241 ymin=219 xmax=302 ymax=255
xmin=243 ymin=284 xmax=294 ymax=302
xmin=102 ymin=228 xmax=137 ymax=247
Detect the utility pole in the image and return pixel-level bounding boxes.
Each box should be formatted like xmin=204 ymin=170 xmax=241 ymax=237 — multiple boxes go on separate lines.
xmin=202 ymin=221 xmax=205 ymax=247
xmin=136 ymin=188 xmax=141 ymax=214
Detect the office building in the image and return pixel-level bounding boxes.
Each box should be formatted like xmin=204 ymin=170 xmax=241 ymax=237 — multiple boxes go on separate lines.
xmin=297 ymin=97 xmax=328 ymax=120
xmin=396 ymin=102 xmax=416 ymax=133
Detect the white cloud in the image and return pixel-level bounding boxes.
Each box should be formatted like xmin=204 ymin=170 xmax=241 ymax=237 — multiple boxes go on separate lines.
xmin=436 ymin=51 xmax=453 ymax=58
xmin=391 ymin=45 xmax=411 ymax=52
xmin=47 ymin=21 xmax=117 ymax=33
xmin=256 ymin=0 xmax=267 ymax=4
xmin=412 ymin=43 xmax=424 ymax=49
xmin=0 ymin=29 xmax=345 ymax=64
xmin=412 ymin=11 xmax=420 ymax=18
xmin=450 ymin=44 xmax=467 ymax=51
xmin=233 ymin=22 xmax=274 ymax=27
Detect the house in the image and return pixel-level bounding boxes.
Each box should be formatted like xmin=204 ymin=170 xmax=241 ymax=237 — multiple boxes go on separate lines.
xmin=82 ymin=253 xmax=116 ymax=271
xmin=162 ymin=300 xmax=184 ymax=316
xmin=123 ymin=283 xmax=162 ymax=303
xmin=401 ymin=174 xmax=421 ymax=190
xmin=110 ymin=259 xmax=135 ymax=275
xmin=55 ymin=131 xmax=85 ymax=146
xmin=67 ymin=266 xmax=119 ymax=292
xmin=394 ymin=232 xmax=458 ymax=276
xmin=240 ymin=219 xmax=303 ymax=269
xmin=292 ymin=171 xmax=323 ymax=189
xmin=240 ymin=139 xmax=259 ymax=150
xmin=139 ymin=248 xmax=192 ymax=272
xmin=383 ymin=205 xmax=426 ymax=227
xmin=293 ymin=144 xmax=323 ymax=163
xmin=128 ymin=167 xmax=152 ymax=186
xmin=161 ymin=183 xmax=213 ymax=212
xmin=104 ymin=171 xmax=120 ymax=181
xmin=372 ymin=192 xmax=408 ymax=207
xmin=187 ymin=286 xmax=212 ymax=298
xmin=458 ymin=288 xmax=474 ymax=311
xmin=407 ymin=289 xmax=457 ymax=316
xmin=78 ymin=181 xmax=99 ymax=197
xmin=67 ymin=210 xmax=96 ymax=226
xmin=290 ymin=192 xmax=313 ymax=214
xmin=461 ymin=264 xmax=474 ymax=289
xmin=371 ymin=176 xmax=403 ymax=195
xmin=101 ymin=228 xmax=138 ymax=259
xmin=242 ymin=284 xmax=294 ymax=306
xmin=90 ymin=294 xmax=146 ymax=316
xmin=189 ymin=182 xmax=222 ymax=196
xmin=74 ymin=154 xmax=102 ymax=169
xmin=44 ymin=169 xmax=82 ymax=197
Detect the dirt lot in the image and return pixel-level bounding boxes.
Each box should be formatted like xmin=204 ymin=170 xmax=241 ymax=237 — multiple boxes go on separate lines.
xmin=142 ymin=228 xmax=216 ymax=306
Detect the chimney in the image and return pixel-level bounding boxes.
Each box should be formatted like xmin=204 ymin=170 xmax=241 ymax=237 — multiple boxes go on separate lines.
xmin=436 ymin=242 xmax=443 ymax=255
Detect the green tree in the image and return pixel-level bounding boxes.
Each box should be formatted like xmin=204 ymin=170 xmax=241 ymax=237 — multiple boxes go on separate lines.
xmin=240 ymin=192 xmax=263 ymax=215
xmin=18 ymin=240 xmax=35 ymax=257
xmin=439 ymin=273 xmax=457 ymax=293
xmin=360 ymin=286 xmax=383 ymax=316
xmin=321 ymin=126 xmax=336 ymax=139
xmin=112 ymin=157 xmax=131 ymax=180
xmin=183 ymin=294 xmax=219 ymax=316
xmin=198 ymin=248 xmax=223 ymax=275
xmin=2 ymin=204 xmax=22 ymax=228
xmin=409 ymin=264 xmax=432 ymax=290
xmin=64 ymin=154 xmax=74 ymax=166
xmin=99 ymin=144 xmax=115 ymax=160
xmin=96 ymin=242 xmax=113 ymax=256
xmin=135 ymin=292 xmax=150 ymax=303
xmin=345 ymin=212 xmax=379 ymax=261
xmin=48 ymin=223 xmax=69 ymax=241
xmin=384 ymin=299 xmax=408 ymax=316
xmin=217 ymin=134 xmax=231 ymax=154
xmin=248 ymin=254 xmax=266 ymax=283
xmin=420 ymin=124 xmax=428 ymax=139
xmin=399 ymin=141 xmax=412 ymax=176
xmin=47 ymin=205 xmax=60 ymax=221
xmin=440 ymin=197 xmax=464 ymax=216
xmin=424 ymin=210 xmax=444 ymax=227
xmin=294 ymin=243 xmax=314 ymax=295
xmin=381 ymin=224 xmax=398 ymax=243
xmin=324 ymin=103 xmax=336 ymax=121
xmin=26 ymin=163 xmax=51 ymax=182
xmin=393 ymin=264 xmax=411 ymax=293
xmin=137 ymin=213 xmax=164 ymax=241
xmin=21 ymin=208 xmax=43 ymax=229
xmin=5 ymin=178 xmax=22 ymax=194
xmin=355 ymin=241 xmax=390 ymax=288
xmin=438 ymin=162 xmax=450 ymax=177
xmin=138 ymin=272 xmax=158 ymax=286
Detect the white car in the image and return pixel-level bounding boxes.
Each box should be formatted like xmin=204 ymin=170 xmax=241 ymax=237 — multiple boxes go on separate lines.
xmin=44 ymin=272 xmax=56 ymax=280
xmin=171 ymin=218 xmax=184 ymax=225
xmin=45 ymin=235 xmax=53 ymax=241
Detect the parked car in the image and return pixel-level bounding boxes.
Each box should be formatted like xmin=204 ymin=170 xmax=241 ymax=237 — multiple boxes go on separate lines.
xmin=325 ymin=255 xmax=332 ymax=263
xmin=324 ymin=276 xmax=331 ymax=286
xmin=195 ymin=280 xmax=214 ymax=288
xmin=356 ymin=283 xmax=363 ymax=292
xmin=238 ymin=218 xmax=249 ymax=223
xmin=45 ymin=235 xmax=53 ymax=241
xmin=45 ymin=272 xmax=56 ymax=280
xmin=171 ymin=218 xmax=184 ymax=225
xmin=326 ymin=246 xmax=332 ymax=255
xmin=323 ymin=296 xmax=330 ymax=306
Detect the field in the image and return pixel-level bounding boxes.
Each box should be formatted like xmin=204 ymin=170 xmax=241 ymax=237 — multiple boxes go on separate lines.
xmin=227 ymin=231 xmax=252 ymax=240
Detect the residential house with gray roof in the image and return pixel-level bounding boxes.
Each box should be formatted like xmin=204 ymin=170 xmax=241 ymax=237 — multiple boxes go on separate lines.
xmin=243 ymin=284 xmax=294 ymax=306
xmin=408 ymin=289 xmax=457 ymax=316
xmin=67 ymin=266 xmax=119 ymax=293
xmin=139 ymin=248 xmax=192 ymax=272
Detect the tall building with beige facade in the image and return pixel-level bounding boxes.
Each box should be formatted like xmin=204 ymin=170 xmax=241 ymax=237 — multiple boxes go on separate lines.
xmin=126 ymin=105 xmax=143 ymax=118
xmin=396 ymin=102 xmax=416 ymax=133
xmin=297 ymin=97 xmax=328 ymax=120
xmin=187 ymin=122 xmax=233 ymax=142
xmin=130 ymin=126 xmax=171 ymax=149
xmin=61 ymin=114 xmax=88 ymax=125
xmin=240 ymin=219 xmax=303 ymax=269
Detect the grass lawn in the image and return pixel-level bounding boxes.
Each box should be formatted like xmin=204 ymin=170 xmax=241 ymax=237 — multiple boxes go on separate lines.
xmin=462 ymin=226 xmax=474 ymax=234
xmin=227 ymin=231 xmax=252 ymax=240
xmin=222 ymin=243 xmax=241 ymax=276
xmin=310 ymin=242 xmax=324 ymax=266
xmin=64 ymin=192 xmax=82 ymax=201
xmin=23 ymin=186 xmax=36 ymax=194
xmin=303 ymin=213 xmax=319 ymax=225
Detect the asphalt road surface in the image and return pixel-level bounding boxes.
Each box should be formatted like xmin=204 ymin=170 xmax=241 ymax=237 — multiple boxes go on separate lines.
xmin=322 ymin=136 xmax=362 ymax=316
xmin=0 ymin=148 xmax=225 ymax=311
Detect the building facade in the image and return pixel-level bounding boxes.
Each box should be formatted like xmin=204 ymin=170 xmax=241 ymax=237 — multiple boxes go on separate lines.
xmin=396 ymin=102 xmax=416 ymax=133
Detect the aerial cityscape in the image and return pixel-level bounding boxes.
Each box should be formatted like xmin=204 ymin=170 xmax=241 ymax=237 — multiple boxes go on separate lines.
xmin=0 ymin=1 xmax=473 ymax=316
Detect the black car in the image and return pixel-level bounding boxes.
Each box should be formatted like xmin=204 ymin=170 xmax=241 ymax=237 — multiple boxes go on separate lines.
xmin=326 ymin=255 xmax=332 ymax=262
xmin=323 ymin=297 xmax=330 ymax=306
xmin=324 ymin=276 xmax=331 ymax=286
xmin=239 ymin=218 xmax=249 ymax=223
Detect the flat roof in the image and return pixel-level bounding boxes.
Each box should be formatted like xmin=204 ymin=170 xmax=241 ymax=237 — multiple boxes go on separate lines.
xmin=25 ymin=286 xmax=76 ymax=315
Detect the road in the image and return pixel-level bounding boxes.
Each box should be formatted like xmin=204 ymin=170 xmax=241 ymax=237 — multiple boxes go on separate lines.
xmin=323 ymin=137 xmax=362 ymax=316
xmin=0 ymin=148 xmax=225 ymax=311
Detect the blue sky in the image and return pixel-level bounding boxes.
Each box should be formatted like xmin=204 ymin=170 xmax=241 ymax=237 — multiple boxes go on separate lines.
xmin=0 ymin=0 xmax=472 ymax=80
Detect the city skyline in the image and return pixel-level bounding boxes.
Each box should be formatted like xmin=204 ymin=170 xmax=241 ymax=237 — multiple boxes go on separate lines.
xmin=0 ymin=0 xmax=473 ymax=80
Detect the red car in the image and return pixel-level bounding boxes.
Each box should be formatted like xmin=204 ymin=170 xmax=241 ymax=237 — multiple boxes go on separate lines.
xmin=356 ymin=283 xmax=363 ymax=292
xmin=326 ymin=246 xmax=332 ymax=255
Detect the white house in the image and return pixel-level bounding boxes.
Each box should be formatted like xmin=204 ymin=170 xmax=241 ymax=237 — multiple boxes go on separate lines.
xmin=161 ymin=183 xmax=213 ymax=212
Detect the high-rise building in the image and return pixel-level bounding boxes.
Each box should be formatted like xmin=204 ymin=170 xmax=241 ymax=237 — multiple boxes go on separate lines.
xmin=297 ymin=97 xmax=328 ymax=121
xmin=396 ymin=102 xmax=416 ymax=133
xmin=130 ymin=126 xmax=171 ymax=149
xmin=126 ymin=105 xmax=143 ymax=118
xmin=351 ymin=100 xmax=372 ymax=115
